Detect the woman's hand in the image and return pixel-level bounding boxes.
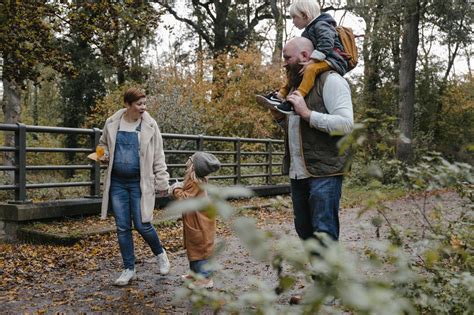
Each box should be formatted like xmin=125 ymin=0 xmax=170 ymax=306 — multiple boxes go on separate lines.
xmin=99 ymin=154 xmax=109 ymax=164
xmin=96 ymin=145 xmax=109 ymax=164
xmin=156 ymin=190 xmax=169 ymax=197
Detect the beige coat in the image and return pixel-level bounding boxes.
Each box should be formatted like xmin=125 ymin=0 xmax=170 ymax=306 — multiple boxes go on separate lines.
xmin=99 ymin=108 xmax=169 ymax=223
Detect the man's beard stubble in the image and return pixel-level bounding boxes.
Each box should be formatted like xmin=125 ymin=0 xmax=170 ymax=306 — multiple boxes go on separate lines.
xmin=285 ymin=61 xmax=304 ymax=91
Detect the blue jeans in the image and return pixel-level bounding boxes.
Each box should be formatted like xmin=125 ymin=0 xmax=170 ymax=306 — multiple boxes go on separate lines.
xmin=110 ymin=177 xmax=164 ymax=270
xmin=190 ymin=259 xmax=212 ymax=278
xmin=290 ymin=176 xmax=343 ymax=241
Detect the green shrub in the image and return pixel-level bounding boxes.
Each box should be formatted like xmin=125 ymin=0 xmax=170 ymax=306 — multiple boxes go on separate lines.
xmin=165 ymin=149 xmax=473 ymax=314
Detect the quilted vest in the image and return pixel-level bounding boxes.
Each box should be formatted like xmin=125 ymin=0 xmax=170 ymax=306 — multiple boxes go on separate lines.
xmin=282 ymin=71 xmax=350 ymax=176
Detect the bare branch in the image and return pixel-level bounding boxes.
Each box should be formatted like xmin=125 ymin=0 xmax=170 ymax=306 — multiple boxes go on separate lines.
xmin=192 ymin=0 xmax=216 ymax=23
xmin=443 ymin=14 xmax=466 ymax=82
xmin=248 ymin=1 xmax=273 ymax=29
xmin=156 ymin=1 xmax=214 ymax=48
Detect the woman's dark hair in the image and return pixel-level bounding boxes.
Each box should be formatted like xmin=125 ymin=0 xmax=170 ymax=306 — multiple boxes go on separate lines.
xmin=123 ymin=87 xmax=146 ymax=105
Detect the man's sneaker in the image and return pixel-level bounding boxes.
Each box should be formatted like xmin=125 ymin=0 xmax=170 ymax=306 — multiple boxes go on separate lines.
xmin=156 ymin=250 xmax=170 ymax=275
xmin=189 ymin=278 xmax=214 ymax=289
xmin=256 ymin=93 xmax=282 ymax=110
xmin=263 ymin=92 xmax=283 ymax=105
xmin=275 ymin=101 xmax=294 ymax=114
xmin=114 ymin=268 xmax=136 ymax=286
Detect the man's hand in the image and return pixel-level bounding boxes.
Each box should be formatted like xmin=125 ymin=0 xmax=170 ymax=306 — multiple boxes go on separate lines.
xmin=287 ymin=92 xmax=311 ymax=121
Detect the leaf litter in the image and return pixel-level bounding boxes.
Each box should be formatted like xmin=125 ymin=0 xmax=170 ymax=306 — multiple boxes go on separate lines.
xmin=0 ymin=196 xmax=293 ymax=313
xmin=1 ymin=191 xmax=466 ymax=313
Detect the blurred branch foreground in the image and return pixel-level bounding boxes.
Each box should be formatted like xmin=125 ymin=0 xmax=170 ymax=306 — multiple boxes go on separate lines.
xmin=167 ymin=155 xmax=473 ymax=314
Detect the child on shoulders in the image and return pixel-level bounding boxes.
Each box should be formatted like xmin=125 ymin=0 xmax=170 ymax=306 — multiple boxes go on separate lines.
xmin=257 ymin=0 xmax=349 ymax=114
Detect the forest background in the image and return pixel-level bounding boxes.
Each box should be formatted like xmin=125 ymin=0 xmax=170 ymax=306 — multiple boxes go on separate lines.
xmin=0 ymin=0 xmax=473 ymax=181
xmin=0 ymin=1 xmax=473 ymax=313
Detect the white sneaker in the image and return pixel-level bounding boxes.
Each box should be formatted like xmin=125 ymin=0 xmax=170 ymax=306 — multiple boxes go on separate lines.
xmin=114 ymin=268 xmax=136 ymax=286
xmin=156 ymin=250 xmax=170 ymax=275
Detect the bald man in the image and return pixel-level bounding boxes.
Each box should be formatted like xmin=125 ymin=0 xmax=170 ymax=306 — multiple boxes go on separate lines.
xmin=268 ymin=37 xmax=354 ymax=243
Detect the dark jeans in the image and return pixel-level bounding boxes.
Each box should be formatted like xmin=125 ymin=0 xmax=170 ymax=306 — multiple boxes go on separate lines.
xmin=190 ymin=259 xmax=212 ymax=278
xmin=110 ymin=177 xmax=164 ymax=270
xmin=290 ymin=175 xmax=343 ymax=241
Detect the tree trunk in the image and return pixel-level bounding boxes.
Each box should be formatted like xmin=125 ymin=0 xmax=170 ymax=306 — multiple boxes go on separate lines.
xmin=465 ymin=47 xmax=472 ymax=81
xmin=396 ymin=0 xmax=420 ymax=162
xmin=2 ymin=79 xmax=21 ymax=125
xmin=2 ymin=78 xmax=22 ymax=182
xmin=433 ymin=12 xmax=466 ymax=141
xmin=391 ymin=15 xmax=402 ymax=92
xmin=362 ymin=0 xmax=384 ymax=109
xmin=211 ymin=0 xmax=231 ymax=99
xmin=213 ymin=0 xmax=230 ymax=54
xmin=270 ymin=0 xmax=283 ymax=65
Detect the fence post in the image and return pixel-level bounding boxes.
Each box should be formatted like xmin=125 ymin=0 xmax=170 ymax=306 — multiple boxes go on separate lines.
xmin=234 ymin=139 xmax=241 ymax=185
xmin=196 ymin=135 xmax=204 ymax=151
xmin=89 ymin=128 xmax=101 ymax=198
xmin=266 ymin=140 xmax=273 ymax=185
xmin=14 ymin=123 xmax=29 ymax=203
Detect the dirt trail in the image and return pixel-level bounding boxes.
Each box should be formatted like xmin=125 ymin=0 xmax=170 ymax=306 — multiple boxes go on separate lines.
xmin=0 ymin=191 xmax=466 ymax=313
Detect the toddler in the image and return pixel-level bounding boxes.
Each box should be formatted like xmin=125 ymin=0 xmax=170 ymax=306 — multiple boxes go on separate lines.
xmin=257 ymin=0 xmax=349 ymax=114
xmin=169 ymin=152 xmax=221 ymax=289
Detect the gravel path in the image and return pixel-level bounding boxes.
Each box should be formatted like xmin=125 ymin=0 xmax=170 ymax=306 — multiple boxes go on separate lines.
xmin=0 ymin=191 xmax=466 ymax=313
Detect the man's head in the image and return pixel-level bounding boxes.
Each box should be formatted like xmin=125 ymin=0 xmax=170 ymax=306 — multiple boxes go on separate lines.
xmin=283 ymin=37 xmax=314 ymax=89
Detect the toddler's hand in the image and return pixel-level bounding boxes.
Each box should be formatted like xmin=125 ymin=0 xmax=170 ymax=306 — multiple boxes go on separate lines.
xmin=168 ymin=182 xmax=183 ymax=197
xmin=299 ymin=59 xmax=314 ymax=75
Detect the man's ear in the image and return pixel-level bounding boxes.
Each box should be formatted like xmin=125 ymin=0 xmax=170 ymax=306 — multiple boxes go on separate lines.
xmin=301 ymin=50 xmax=311 ymax=61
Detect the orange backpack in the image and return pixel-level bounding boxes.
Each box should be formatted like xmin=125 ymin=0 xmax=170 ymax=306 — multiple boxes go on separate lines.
xmin=336 ymin=25 xmax=359 ymax=71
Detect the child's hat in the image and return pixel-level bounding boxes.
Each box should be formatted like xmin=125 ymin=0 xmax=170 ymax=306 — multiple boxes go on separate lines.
xmin=192 ymin=152 xmax=221 ymax=178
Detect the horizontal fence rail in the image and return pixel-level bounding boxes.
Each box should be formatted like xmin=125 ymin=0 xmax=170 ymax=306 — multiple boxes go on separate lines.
xmin=0 ymin=123 xmax=285 ymax=203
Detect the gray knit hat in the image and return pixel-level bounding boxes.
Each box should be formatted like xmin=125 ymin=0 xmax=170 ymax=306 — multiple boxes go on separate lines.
xmin=192 ymin=152 xmax=221 ymax=178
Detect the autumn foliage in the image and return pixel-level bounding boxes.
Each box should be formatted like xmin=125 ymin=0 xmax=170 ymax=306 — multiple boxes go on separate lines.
xmin=84 ymin=48 xmax=284 ymax=139
xmin=199 ymin=48 xmax=284 ymax=139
